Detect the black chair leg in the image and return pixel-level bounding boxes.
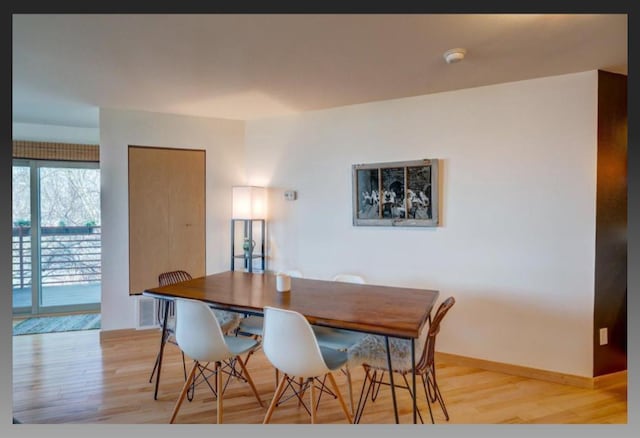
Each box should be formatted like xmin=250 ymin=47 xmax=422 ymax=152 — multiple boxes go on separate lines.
xmin=428 ymin=371 xmax=449 ymax=421
xmin=420 ymin=373 xmax=436 ymax=424
xmin=354 ymin=367 xmax=375 ymax=424
xmin=371 ymin=370 xmax=384 ymax=401
xmin=426 ymin=363 xmax=438 ymax=402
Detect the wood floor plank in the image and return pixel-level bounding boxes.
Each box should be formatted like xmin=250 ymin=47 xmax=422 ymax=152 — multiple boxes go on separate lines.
xmin=12 ymin=329 xmax=627 ymax=424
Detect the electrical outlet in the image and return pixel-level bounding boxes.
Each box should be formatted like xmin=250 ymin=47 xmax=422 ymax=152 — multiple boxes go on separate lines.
xmin=599 ymin=328 xmax=608 ymax=346
xmin=284 ymin=190 xmax=297 ymax=201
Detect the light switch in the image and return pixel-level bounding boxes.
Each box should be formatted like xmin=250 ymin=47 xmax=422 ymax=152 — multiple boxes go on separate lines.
xmin=284 ymin=190 xmax=297 ymax=201
xmin=599 ymin=328 xmax=608 ymax=346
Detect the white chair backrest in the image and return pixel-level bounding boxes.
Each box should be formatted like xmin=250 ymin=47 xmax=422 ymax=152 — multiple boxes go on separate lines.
xmin=175 ymin=298 xmax=231 ymax=363
xmin=284 ymin=270 xmax=303 ymax=278
xmin=332 ymin=274 xmax=365 ymax=284
xmin=263 ymin=306 xmax=329 ymax=378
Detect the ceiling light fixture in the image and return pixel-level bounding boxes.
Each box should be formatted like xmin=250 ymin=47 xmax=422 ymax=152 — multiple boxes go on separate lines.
xmin=443 ymin=48 xmax=467 ymax=64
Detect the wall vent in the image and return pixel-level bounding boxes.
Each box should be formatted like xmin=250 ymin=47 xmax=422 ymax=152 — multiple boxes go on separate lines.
xmin=136 ymin=296 xmax=159 ymax=329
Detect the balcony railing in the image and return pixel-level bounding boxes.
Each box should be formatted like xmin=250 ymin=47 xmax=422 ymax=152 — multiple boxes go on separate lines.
xmin=12 ymin=225 xmax=101 ymax=289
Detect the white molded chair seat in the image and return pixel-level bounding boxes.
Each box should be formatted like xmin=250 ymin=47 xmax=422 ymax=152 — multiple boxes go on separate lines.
xmin=237 ymin=314 xmax=264 ymax=336
xmin=169 ymin=298 xmax=263 ymax=424
xmin=223 ymin=334 xmax=262 ymax=355
xmin=212 ymin=309 xmax=242 ymax=333
xmin=318 ymin=346 xmax=349 ymax=370
xmin=313 ymin=328 xmax=367 ymax=353
xmin=313 ymin=325 xmax=367 ymax=351
xmin=262 ymin=306 xmax=353 ymax=424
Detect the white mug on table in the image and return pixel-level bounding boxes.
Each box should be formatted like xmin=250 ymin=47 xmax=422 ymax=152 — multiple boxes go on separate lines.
xmin=276 ymin=272 xmax=291 ymax=292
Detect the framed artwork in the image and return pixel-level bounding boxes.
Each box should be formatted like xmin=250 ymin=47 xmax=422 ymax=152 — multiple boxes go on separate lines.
xmin=352 ymin=159 xmax=439 ymax=227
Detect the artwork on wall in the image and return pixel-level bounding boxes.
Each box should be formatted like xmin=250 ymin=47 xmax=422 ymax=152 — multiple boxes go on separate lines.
xmin=352 ymin=159 xmax=439 ymax=227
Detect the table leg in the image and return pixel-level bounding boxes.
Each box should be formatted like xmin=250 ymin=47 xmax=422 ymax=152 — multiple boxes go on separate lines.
xmin=153 ymin=299 xmax=170 ymax=400
xmin=385 ymin=336 xmax=399 ymax=424
xmin=411 ymin=338 xmax=417 ymax=424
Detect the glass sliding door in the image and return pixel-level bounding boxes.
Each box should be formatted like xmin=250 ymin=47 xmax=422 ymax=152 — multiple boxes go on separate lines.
xmin=12 ymin=160 xmax=101 ymax=316
xmin=38 ymin=163 xmax=101 ymax=312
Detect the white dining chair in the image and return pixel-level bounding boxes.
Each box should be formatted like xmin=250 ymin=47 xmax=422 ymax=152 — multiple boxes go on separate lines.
xmin=332 ymin=274 xmax=366 ymax=284
xmin=314 ymin=274 xmax=367 ymax=349
xmin=312 ymin=274 xmax=368 ymax=414
xmin=150 ymin=270 xmax=241 ymax=399
xmin=169 ymin=298 xmax=264 ymax=424
xmin=237 ymin=270 xmax=304 ymax=390
xmin=261 ymin=306 xmax=353 ymax=424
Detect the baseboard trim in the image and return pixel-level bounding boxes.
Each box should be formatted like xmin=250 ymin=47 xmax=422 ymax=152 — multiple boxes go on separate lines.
xmin=436 ymin=352 xmax=627 ymax=389
xmin=593 ymin=370 xmax=627 ymax=389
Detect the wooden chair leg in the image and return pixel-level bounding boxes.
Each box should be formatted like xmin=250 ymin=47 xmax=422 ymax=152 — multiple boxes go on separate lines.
xmin=327 ymin=372 xmax=353 ymax=424
xmin=216 ymin=361 xmax=223 ymax=424
xmin=236 ymin=355 xmax=264 ymax=407
xmin=263 ymin=372 xmax=288 ymax=424
xmin=169 ymin=361 xmax=198 ymax=424
xmin=310 ymin=377 xmax=317 ymax=424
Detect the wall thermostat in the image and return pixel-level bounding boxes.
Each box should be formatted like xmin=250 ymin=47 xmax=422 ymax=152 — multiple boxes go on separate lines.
xmin=284 ymin=190 xmax=297 ymax=201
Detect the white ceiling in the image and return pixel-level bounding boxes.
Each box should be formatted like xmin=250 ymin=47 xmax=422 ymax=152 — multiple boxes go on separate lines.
xmin=12 ymin=14 xmax=627 ymax=128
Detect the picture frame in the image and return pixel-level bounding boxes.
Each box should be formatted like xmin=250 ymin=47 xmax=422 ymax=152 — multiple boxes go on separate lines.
xmin=352 ymin=159 xmax=439 ymax=227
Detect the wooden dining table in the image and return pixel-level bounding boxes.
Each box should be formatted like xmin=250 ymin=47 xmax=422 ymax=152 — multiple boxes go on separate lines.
xmin=143 ymin=270 xmax=439 ymax=424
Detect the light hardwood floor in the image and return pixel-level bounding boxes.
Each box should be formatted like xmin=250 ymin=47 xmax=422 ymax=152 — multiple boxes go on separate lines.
xmin=12 ymin=329 xmax=627 ymax=424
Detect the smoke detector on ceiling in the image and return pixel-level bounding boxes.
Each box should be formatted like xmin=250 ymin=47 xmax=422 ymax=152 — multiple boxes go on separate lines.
xmin=443 ymin=48 xmax=467 ymax=64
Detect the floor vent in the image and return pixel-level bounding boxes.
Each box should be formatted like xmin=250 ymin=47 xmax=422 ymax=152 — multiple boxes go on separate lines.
xmin=136 ymin=296 xmax=158 ymax=329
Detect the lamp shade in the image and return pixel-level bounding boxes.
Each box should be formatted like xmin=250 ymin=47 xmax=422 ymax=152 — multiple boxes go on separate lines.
xmin=232 ymin=186 xmax=267 ymax=219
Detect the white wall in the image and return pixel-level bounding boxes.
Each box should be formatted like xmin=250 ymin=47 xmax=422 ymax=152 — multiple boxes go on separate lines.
xmin=245 ymin=71 xmax=599 ymax=377
xmin=13 ymin=122 xmax=100 ymax=144
xmin=100 ymin=108 xmax=245 ymax=331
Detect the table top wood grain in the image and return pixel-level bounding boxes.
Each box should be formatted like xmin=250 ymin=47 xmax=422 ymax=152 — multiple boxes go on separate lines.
xmin=144 ymin=271 xmax=439 ymax=339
